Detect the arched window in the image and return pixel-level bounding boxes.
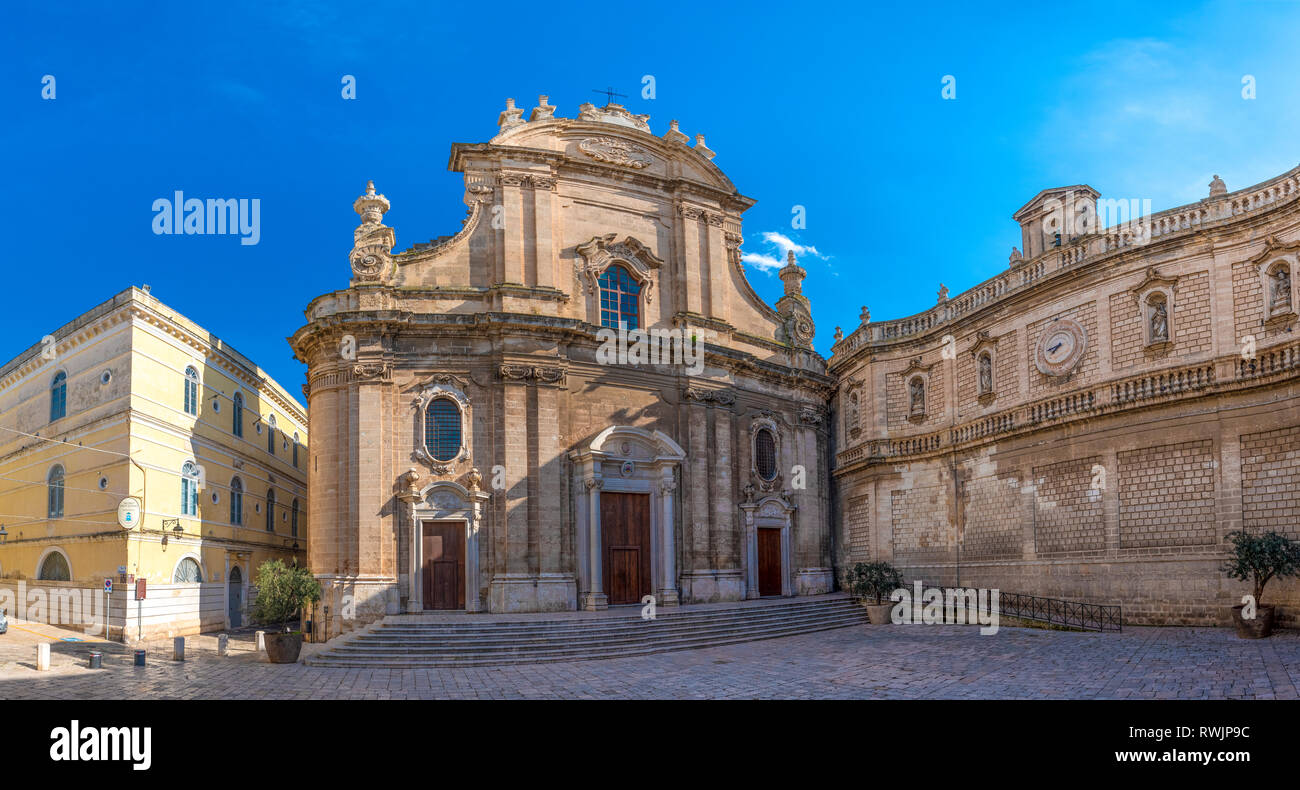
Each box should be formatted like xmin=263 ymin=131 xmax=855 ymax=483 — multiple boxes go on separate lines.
xmin=50 ymin=371 xmax=67 ymax=422
xmin=424 ymin=398 xmax=462 ymax=462
xmin=183 ymin=366 xmax=199 ymax=415
xmin=267 ymin=414 xmax=277 ymax=455
xmin=181 ymin=461 xmax=199 ymax=516
xmin=292 ymin=432 xmax=300 ymax=468
xmin=598 ymin=264 xmax=641 ymax=330
xmin=266 ymin=489 xmax=276 ymax=532
xmin=291 ymin=498 xmax=299 ymax=537
xmin=38 ymin=550 xmax=70 ymax=581
xmin=754 ymin=428 xmax=777 ymax=481
xmin=229 ymin=477 xmax=243 ymax=525
xmin=47 ymin=465 xmax=65 ymax=518
xmin=232 ymin=392 xmax=244 ymax=437
xmin=173 ymin=557 xmax=203 ymax=584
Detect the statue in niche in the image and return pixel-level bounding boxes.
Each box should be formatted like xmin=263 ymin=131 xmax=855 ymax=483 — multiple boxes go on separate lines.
xmin=1270 ymin=266 xmax=1292 ymax=313
xmin=908 ymin=377 xmax=925 ymax=416
xmin=1149 ymin=299 xmax=1169 ymax=342
xmin=978 ymin=354 xmax=993 ymax=394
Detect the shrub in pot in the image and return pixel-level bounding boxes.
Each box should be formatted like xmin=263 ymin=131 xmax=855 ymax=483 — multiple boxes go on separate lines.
xmin=252 ymin=560 xmax=322 ymax=663
xmin=845 ymin=562 xmax=903 ymax=625
xmin=1221 ymin=530 xmax=1300 ymax=639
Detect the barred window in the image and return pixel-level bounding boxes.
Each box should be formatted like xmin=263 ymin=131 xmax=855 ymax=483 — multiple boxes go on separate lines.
xmin=39 ymin=551 xmax=70 ymax=581
xmin=47 ymin=465 xmax=65 ymax=518
xmin=425 ymin=398 xmax=462 ymax=462
xmin=173 ymin=557 xmax=203 ymax=584
xmin=598 ymin=264 xmax=641 ymax=330
xmin=184 ymin=366 xmax=199 ymax=415
xmin=755 ymin=428 xmax=777 ymax=481
xmin=230 ymin=477 xmax=243 ymax=525
xmin=50 ymin=371 xmax=67 ymax=422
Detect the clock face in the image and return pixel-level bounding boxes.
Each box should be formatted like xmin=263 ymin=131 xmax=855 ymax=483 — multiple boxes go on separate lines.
xmin=1035 ymin=319 xmax=1087 ymax=376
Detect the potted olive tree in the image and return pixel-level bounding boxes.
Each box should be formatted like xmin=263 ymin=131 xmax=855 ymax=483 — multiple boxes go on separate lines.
xmin=845 ymin=561 xmax=903 ymax=625
xmin=1221 ymin=530 xmax=1300 ymax=639
xmin=252 ymin=559 xmax=322 ymax=663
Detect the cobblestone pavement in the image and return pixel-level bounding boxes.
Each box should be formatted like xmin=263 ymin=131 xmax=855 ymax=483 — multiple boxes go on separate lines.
xmin=1 ymin=623 xmax=1297 ymax=700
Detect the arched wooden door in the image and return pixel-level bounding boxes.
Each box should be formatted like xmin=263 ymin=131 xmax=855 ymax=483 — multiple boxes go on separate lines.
xmin=228 ymin=565 xmax=243 ymax=627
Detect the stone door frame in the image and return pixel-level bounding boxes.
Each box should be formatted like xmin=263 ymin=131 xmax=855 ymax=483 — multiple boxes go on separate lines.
xmin=405 ymin=480 xmax=489 ymax=612
xmin=740 ymin=494 xmax=795 ymax=599
xmin=569 ymin=426 xmax=685 ymax=610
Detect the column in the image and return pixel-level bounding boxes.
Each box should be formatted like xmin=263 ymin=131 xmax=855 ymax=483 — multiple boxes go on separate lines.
xmin=582 ymin=476 xmax=607 ymax=610
xmin=659 ymin=472 xmax=679 ymax=605
xmin=743 ymin=508 xmax=759 ymax=599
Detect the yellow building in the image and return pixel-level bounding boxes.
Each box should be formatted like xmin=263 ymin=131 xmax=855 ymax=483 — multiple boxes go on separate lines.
xmin=0 ymin=286 xmax=307 ymax=641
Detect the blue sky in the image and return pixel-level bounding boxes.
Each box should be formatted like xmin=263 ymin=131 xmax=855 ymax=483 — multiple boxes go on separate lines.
xmin=2 ymin=1 xmax=1297 ymax=392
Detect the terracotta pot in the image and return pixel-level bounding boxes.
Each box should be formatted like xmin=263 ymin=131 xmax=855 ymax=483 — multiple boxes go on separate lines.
xmin=1231 ymin=604 xmax=1275 ymax=639
xmin=865 ymin=602 xmax=895 ymax=625
xmin=264 ymin=631 xmax=304 ymax=663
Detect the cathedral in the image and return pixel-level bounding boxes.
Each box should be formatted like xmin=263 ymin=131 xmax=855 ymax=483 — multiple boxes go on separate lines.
xmin=293 ymin=95 xmax=1300 ymax=633
xmin=291 ymin=97 xmax=834 ymax=630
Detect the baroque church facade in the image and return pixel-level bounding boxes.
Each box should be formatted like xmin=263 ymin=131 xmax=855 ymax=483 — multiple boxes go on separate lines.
xmin=291 ymin=98 xmax=833 ymax=631
xmin=294 ymin=96 xmax=1300 ymax=634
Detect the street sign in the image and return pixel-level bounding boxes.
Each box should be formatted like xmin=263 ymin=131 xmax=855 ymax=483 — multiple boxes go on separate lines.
xmin=104 ymin=578 xmax=113 ymax=594
xmin=135 ymin=579 xmax=147 ymax=601
xmin=117 ymin=497 xmax=142 ymax=529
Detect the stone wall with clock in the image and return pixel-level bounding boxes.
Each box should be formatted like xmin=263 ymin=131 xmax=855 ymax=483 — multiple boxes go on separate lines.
xmin=290 ymin=96 xmax=833 ymax=633
xmin=828 ymin=164 xmax=1300 ymax=626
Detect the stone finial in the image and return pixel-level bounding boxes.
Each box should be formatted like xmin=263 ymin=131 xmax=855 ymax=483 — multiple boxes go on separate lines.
xmin=353 ymin=180 xmax=390 ymax=225
xmin=778 ymin=250 xmax=806 ymax=296
xmin=397 ymin=467 xmax=422 ymax=502
xmin=860 ymin=306 xmax=870 ymax=324
xmin=350 ymin=180 xmax=395 ymax=284
xmin=498 ymin=97 xmax=525 ymax=131
xmin=467 ymin=467 xmax=483 ymax=493
xmin=529 ymin=95 xmax=555 ymax=122
xmin=834 ymin=326 xmax=843 ymax=341
xmin=1209 ymin=174 xmax=1227 ymax=197
xmin=663 ymin=119 xmax=690 ymax=145
xmin=937 ymin=284 xmax=949 ymax=303
xmin=693 ymin=134 xmax=715 ymax=160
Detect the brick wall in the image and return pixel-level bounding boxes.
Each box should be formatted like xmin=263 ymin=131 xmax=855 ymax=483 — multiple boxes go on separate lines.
xmin=891 ymin=485 xmax=951 ymax=564
xmin=1032 ymin=456 xmax=1105 ymax=556
xmin=963 ymin=473 xmax=1024 ymax=560
xmin=1117 ymin=439 xmax=1216 ymax=549
xmin=1241 ymin=425 xmax=1300 ymax=540
xmin=845 ymin=493 xmax=871 ymax=563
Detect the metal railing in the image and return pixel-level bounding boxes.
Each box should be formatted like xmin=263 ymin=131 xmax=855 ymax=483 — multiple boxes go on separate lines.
xmin=939 ymin=588 xmax=1123 ymax=632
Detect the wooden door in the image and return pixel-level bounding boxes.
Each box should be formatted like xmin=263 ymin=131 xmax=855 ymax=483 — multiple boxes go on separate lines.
xmin=228 ymin=565 xmax=243 ymax=627
xmin=757 ymin=528 xmax=783 ymax=597
xmin=601 ymin=493 xmax=651 ymax=605
xmin=423 ymin=521 xmax=465 ymax=610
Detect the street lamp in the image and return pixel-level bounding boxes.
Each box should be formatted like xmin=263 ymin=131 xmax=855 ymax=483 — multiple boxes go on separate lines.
xmin=0 ymin=524 xmax=7 ymax=544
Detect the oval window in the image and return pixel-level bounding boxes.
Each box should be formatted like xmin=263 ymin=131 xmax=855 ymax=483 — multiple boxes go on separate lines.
xmin=425 ymin=398 xmax=463 ymax=462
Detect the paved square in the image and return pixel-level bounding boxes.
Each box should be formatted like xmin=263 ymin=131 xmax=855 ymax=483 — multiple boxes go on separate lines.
xmin=2 ymin=621 xmax=1297 ymax=700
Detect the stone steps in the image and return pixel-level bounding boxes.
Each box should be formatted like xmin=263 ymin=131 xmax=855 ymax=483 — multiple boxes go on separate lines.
xmin=306 ymin=595 xmax=867 ymax=668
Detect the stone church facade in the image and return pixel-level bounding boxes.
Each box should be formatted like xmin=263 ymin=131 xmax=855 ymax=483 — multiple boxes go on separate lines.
xmin=291 ymin=98 xmax=833 ymax=631
xmin=293 ymin=96 xmax=1300 ymax=633
xmin=830 ymin=169 xmax=1300 ymax=625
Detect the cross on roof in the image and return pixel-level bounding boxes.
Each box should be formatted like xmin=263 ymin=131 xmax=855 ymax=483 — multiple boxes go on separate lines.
xmin=592 ymin=86 xmax=627 ymax=103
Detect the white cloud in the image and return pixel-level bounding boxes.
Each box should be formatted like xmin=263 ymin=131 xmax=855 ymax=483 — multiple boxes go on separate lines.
xmin=761 ymin=231 xmax=823 ymax=259
xmin=741 ymin=252 xmax=783 ymax=272
xmin=742 ymin=231 xmax=828 ymax=275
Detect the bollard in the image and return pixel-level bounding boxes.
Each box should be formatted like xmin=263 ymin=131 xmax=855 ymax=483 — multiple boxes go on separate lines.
xmin=256 ymin=630 xmax=266 ymax=653
xmin=37 ymin=643 xmax=51 ymax=671
xmin=88 ymin=651 xmax=102 ymax=670
xmin=217 ymin=633 xmax=229 ymax=656
xmin=173 ymin=636 xmax=185 ymax=661
xmin=133 ymin=649 xmax=146 ymax=667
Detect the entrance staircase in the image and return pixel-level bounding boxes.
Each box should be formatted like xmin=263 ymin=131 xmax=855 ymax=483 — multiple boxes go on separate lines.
xmin=305 ymin=593 xmax=867 ymax=668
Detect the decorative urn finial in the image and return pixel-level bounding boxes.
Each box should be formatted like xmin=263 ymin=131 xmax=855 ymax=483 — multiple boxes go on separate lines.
xmin=1209 ymin=174 xmax=1227 ymax=197
xmin=349 ymin=180 xmax=395 ymax=284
